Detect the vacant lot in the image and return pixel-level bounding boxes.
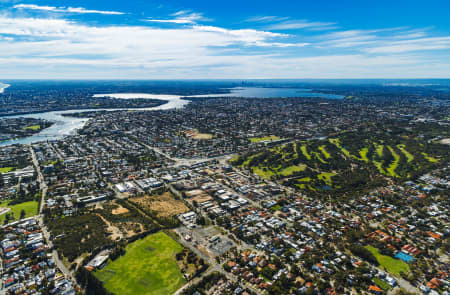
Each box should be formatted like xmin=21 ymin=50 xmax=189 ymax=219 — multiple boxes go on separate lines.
xmin=95 ymin=231 xmax=186 ymax=295
xmin=193 ymin=133 xmax=213 ymax=140
xmin=130 ymin=192 xmax=188 ymax=218
xmin=365 ymin=246 xmax=409 ymax=276
xmin=184 ymin=129 xmax=213 ymax=140
xmin=48 ymin=213 xmax=111 ymax=262
xmin=96 ymin=201 xmax=153 ymax=238
xmin=112 ymin=205 xmax=129 ymax=215
xmin=0 ymin=200 xmax=38 ymax=223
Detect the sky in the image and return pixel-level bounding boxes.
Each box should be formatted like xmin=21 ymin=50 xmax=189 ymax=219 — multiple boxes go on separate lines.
xmin=1 ymin=0 xmax=450 ymax=79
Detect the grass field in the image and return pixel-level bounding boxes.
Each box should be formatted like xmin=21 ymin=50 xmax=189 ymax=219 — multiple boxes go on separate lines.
xmin=250 ymin=136 xmax=280 ymax=142
xmin=373 ymin=277 xmax=391 ymax=291
xmin=365 ymin=246 xmax=409 ymax=276
xmin=317 ymin=172 xmax=336 ymax=186
xmin=329 ymin=138 xmax=353 ymax=158
xmin=23 ymin=125 xmax=41 ymax=131
xmin=397 ymin=144 xmax=414 ymax=162
xmin=270 ymin=204 xmax=281 ymax=211
xmin=279 ymin=165 xmax=306 ymax=176
xmin=233 ymin=128 xmax=448 ymax=193
xmin=374 ymin=143 xmax=384 ymax=157
xmin=252 ymin=167 xmax=275 ymax=178
xmin=95 ymin=231 xmax=186 ymax=295
xmin=386 ymin=146 xmax=400 ymax=177
xmin=359 ymin=148 xmax=369 ymax=162
xmin=0 ymin=200 xmax=39 ymax=223
xmin=300 ymin=145 xmax=311 ymax=160
xmin=0 ymin=167 xmax=14 ymax=173
xmin=318 ymin=145 xmax=331 ymax=159
xmin=422 ymin=152 xmax=438 ymax=163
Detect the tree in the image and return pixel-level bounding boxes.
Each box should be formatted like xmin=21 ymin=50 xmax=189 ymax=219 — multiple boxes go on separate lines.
xmin=20 ymin=209 xmax=26 ymax=219
xmin=350 ymin=245 xmax=379 ymax=266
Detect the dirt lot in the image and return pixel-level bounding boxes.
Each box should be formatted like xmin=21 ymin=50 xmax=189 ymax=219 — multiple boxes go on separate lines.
xmin=185 ymin=189 xmax=206 ymax=198
xmin=191 ymin=194 xmax=213 ymax=205
xmin=130 ymin=192 xmax=189 ymax=218
xmin=440 ymin=138 xmax=450 ymax=145
xmin=184 ymin=129 xmax=213 ymax=140
xmin=193 ymin=133 xmax=213 ymax=140
xmin=96 ymin=201 xmax=148 ymax=239
xmin=112 ymin=205 xmax=129 ymax=215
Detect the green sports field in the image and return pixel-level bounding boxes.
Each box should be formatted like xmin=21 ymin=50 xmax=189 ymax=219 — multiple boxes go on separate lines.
xmin=95 ymin=231 xmax=186 ymax=295
xmin=0 ymin=200 xmax=39 ymax=223
xmin=365 ymin=246 xmax=409 ymax=276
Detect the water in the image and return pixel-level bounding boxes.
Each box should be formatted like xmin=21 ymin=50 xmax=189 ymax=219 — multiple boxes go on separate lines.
xmin=1 ymin=87 xmax=343 ymax=146
xmin=0 ymin=94 xmax=189 ymax=146
xmin=192 ymin=87 xmax=344 ymax=99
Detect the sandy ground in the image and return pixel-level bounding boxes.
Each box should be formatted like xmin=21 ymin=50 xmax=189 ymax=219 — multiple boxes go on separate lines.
xmin=112 ymin=205 xmax=129 ymax=215
xmin=193 ymin=133 xmax=213 ymax=140
xmin=130 ymin=192 xmax=189 ymax=218
xmin=191 ymin=194 xmax=213 ymax=204
xmin=97 ymin=214 xmax=124 ymax=240
xmin=440 ymin=138 xmax=450 ymax=145
xmin=184 ymin=129 xmax=213 ymax=140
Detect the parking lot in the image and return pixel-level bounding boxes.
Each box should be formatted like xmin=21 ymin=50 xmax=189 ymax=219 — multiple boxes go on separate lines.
xmin=176 ymin=225 xmax=235 ymax=257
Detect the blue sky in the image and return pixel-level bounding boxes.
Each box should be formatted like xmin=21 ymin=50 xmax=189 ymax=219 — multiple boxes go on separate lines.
xmin=1 ymin=0 xmax=450 ymax=78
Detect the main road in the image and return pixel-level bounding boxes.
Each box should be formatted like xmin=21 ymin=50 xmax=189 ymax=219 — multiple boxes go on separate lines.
xmin=29 ymin=146 xmax=75 ymax=283
xmin=137 ymin=138 xmax=234 ymax=167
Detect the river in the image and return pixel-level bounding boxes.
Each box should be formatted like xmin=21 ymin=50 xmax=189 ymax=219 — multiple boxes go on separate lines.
xmin=0 ymin=87 xmax=343 ymax=146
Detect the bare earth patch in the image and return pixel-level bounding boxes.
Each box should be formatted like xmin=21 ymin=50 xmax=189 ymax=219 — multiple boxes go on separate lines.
xmin=96 ymin=214 xmax=124 ymax=240
xmin=440 ymin=138 xmax=450 ymax=145
xmin=112 ymin=205 xmax=129 ymax=215
xmin=191 ymin=194 xmax=213 ymax=205
xmin=130 ymin=192 xmax=189 ymax=218
xmin=193 ymin=133 xmax=213 ymax=140
xmin=184 ymin=129 xmax=213 ymax=140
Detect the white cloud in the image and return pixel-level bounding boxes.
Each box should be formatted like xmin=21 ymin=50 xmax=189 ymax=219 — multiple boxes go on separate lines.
xmin=267 ymin=20 xmax=337 ymax=31
xmin=13 ymin=4 xmax=124 ymax=15
xmin=317 ymin=27 xmax=450 ymax=54
xmin=145 ymin=19 xmax=194 ymax=24
xmin=146 ymin=10 xmax=209 ymax=24
xmin=246 ymin=16 xmax=290 ymax=23
xmin=0 ymin=15 xmax=295 ymax=60
xmin=245 ymin=16 xmax=336 ymax=31
xmin=365 ymin=36 xmax=450 ymax=53
xmin=0 ymin=13 xmax=449 ymax=78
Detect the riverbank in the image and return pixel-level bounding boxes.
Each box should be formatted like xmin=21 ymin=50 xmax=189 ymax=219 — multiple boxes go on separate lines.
xmin=0 ymin=99 xmax=168 ymax=117
xmin=0 ymin=93 xmax=190 ymax=146
xmin=0 ymin=87 xmax=344 ymax=146
xmin=0 ymin=117 xmax=55 ymax=145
